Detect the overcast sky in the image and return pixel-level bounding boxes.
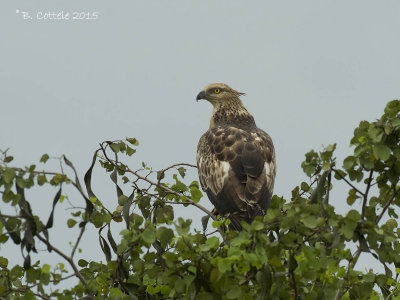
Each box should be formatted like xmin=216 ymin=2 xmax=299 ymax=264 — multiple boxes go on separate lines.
xmin=1 ymin=0 xmax=399 ymax=282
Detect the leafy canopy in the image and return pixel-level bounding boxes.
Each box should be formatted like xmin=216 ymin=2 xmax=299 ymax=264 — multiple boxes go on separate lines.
xmin=1 ymin=101 xmax=400 ymax=299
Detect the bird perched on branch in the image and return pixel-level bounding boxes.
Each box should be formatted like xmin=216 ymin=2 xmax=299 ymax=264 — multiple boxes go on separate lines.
xmin=196 ymin=83 xmax=276 ymax=230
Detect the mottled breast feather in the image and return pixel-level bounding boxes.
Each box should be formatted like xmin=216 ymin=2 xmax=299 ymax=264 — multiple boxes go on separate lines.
xmin=197 ymin=124 xmax=276 ymax=230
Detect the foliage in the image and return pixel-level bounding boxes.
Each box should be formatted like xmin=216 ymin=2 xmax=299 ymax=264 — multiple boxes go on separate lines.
xmin=1 ymin=101 xmax=400 ymax=299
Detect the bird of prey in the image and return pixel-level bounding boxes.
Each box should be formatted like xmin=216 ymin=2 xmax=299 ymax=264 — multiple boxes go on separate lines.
xmin=196 ymin=83 xmax=276 ymax=230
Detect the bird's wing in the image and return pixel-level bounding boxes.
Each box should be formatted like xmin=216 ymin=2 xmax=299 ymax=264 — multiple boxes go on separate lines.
xmin=197 ymin=126 xmax=275 ymax=229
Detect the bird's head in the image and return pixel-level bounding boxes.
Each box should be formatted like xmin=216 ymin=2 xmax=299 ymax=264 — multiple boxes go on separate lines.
xmin=196 ymin=83 xmax=245 ymax=106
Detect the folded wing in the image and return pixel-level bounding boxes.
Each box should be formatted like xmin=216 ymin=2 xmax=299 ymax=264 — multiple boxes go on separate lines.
xmin=197 ymin=125 xmax=275 ymax=230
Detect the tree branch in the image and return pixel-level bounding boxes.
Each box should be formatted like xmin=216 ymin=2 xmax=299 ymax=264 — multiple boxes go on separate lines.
xmin=71 ymin=225 xmax=86 ymax=259
xmin=332 ymin=168 xmax=365 ymax=197
xmin=127 ymin=167 xmax=214 ymax=218
xmin=36 ymin=233 xmax=89 ymax=291
xmin=7 ymin=288 xmax=50 ymax=300
xmin=159 ymin=162 xmax=197 ymax=173
xmin=334 ymin=246 xmax=362 ymax=300
xmin=376 ymin=185 xmax=400 ymax=224
xmin=289 ymin=250 xmax=299 ymax=300
xmin=361 ymin=170 xmax=374 ymax=220
xmin=0 ymin=213 xmax=21 ymax=219
xmin=100 ymin=145 xmax=215 ymax=220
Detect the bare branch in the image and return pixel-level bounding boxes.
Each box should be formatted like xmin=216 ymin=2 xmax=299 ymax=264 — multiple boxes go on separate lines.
xmin=71 ymin=225 xmax=86 ymax=259
xmin=36 ymin=233 xmax=89 ymax=290
xmin=159 ymin=163 xmax=197 ymax=174
xmin=332 ymin=168 xmax=365 ymax=197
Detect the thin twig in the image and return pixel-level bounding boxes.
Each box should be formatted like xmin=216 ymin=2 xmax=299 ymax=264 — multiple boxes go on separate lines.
xmin=27 ymin=274 xmax=76 ymax=289
xmin=12 ymin=168 xmax=60 ymax=176
xmin=99 ymin=143 xmax=226 ymax=238
xmin=289 ymin=250 xmax=298 ymax=299
xmin=159 ymin=163 xmax=197 ymax=173
xmin=332 ymin=168 xmax=365 ymax=197
xmin=361 ymin=170 xmax=373 ymax=220
xmin=11 ymin=167 xmax=86 ymax=199
xmin=8 ymin=288 xmax=50 ymax=300
xmin=334 ymin=246 xmax=362 ymax=300
xmin=0 ymin=213 xmax=21 ymax=219
xmin=100 ymin=145 xmax=214 ymax=219
xmin=71 ymin=225 xmax=86 ymax=259
xmin=36 ymin=233 xmax=89 ymax=290
xmin=128 ymin=168 xmax=213 ymax=217
xmin=335 ymin=171 xmax=397 ymax=300
xmin=376 ymin=185 xmax=400 ymax=224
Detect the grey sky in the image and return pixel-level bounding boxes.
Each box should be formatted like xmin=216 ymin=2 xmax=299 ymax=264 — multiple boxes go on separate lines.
xmin=1 ymin=0 xmax=399 ymax=282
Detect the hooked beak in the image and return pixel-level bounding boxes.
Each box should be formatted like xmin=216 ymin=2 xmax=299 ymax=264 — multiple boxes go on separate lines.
xmin=196 ymin=90 xmax=206 ymax=102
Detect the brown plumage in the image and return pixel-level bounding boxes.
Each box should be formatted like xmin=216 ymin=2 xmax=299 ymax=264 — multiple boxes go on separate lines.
xmin=196 ymin=83 xmax=276 ymax=230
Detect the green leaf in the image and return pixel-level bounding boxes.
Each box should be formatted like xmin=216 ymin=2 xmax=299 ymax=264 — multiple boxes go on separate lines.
xmin=141 ymin=229 xmax=155 ymax=244
xmin=4 ymin=156 xmax=13 ymax=163
xmin=109 ymin=287 xmax=124 ymax=299
xmin=226 ymin=286 xmax=242 ymax=299
xmin=340 ymin=210 xmax=360 ymax=240
xmin=333 ymin=169 xmax=347 ymax=181
xmin=300 ymin=182 xmax=310 ymax=192
xmin=157 ymin=171 xmax=165 ymax=181
xmin=301 ymin=216 xmax=317 ymax=229
xmin=37 ymin=174 xmax=47 ymax=186
xmin=197 ymin=292 xmax=215 ymax=300
xmin=126 ymin=137 xmax=139 ymax=146
xmin=178 ymin=167 xmax=186 ymax=178
xmin=40 ymin=154 xmax=49 ymax=163
xmin=67 ymin=219 xmax=77 ymax=228
xmin=201 ymin=215 xmax=210 ymax=231
xmin=110 ymin=143 xmax=120 ymax=153
xmin=343 ymin=156 xmax=356 ymax=171
xmin=252 ymin=220 xmax=264 ymax=231
xmin=348 ymin=169 xmax=364 ymax=182
xmin=190 ymin=185 xmax=202 ymax=203
xmin=3 ymin=168 xmax=15 ymax=184
xmin=174 ymin=279 xmax=185 ymax=293
xmin=10 ymin=265 xmax=24 ymax=278
xmin=384 ymin=100 xmax=400 ymax=118
xmin=373 ymin=144 xmax=391 ymax=161
xmin=0 ymin=257 xmax=8 ymax=268
xmin=78 ymin=259 xmax=88 ymax=267
xmin=217 ymin=258 xmax=231 ymax=273
xmin=303 ymin=164 xmax=316 ymax=177
xmin=50 ymin=174 xmax=67 ymax=185
xmin=369 ymin=127 xmax=384 ymax=143
xmin=156 ymin=227 xmax=174 ymax=248
xmin=118 ymin=195 xmax=128 ymax=206
xmin=206 ymin=236 xmax=220 ymax=249
xmin=347 ymin=189 xmax=359 ymax=205
xmin=126 ymin=146 xmax=136 ymax=156
xmin=385 ymin=219 xmax=397 ymax=230
xmin=324 ymin=144 xmax=336 ymax=152
xmin=41 ymin=264 xmax=51 ymax=273
xmin=347 ymin=209 xmax=361 ymax=221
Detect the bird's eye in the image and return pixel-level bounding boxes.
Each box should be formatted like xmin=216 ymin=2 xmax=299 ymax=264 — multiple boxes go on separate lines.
xmin=214 ymin=88 xmax=220 ymax=94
